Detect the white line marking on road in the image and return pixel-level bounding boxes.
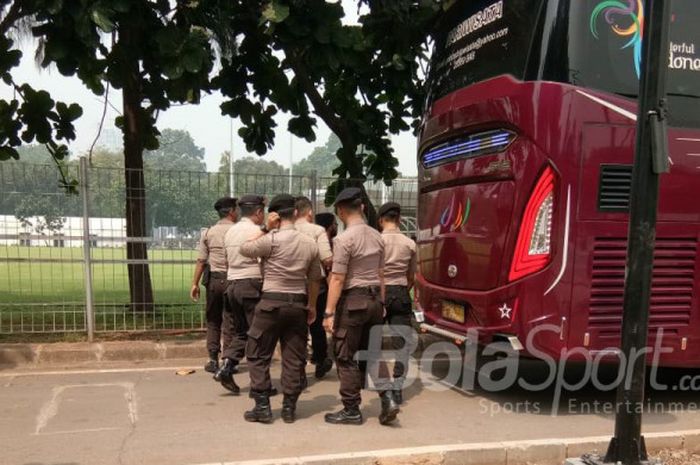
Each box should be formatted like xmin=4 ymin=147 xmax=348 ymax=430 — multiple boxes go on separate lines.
xmin=688 ymin=153 xmax=700 ymax=157
xmin=0 ymin=365 xmax=199 ymax=378
xmin=34 ymin=382 xmax=137 ymax=435
xmin=35 ymin=385 xmax=63 ymax=434
xmin=678 ymin=138 xmax=700 ymax=142
xmin=33 ymin=427 xmax=123 ymax=436
xmin=179 ymin=429 xmax=700 ymax=465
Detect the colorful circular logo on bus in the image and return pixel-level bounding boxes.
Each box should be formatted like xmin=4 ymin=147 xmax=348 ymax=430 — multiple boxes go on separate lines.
xmin=590 ymin=0 xmax=644 ymax=78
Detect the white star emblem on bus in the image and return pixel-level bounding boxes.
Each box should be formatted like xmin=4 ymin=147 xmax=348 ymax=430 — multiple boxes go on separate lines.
xmin=498 ymin=304 xmax=512 ymax=319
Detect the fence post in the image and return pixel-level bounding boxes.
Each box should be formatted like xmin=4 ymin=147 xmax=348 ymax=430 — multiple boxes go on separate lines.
xmin=79 ymin=156 xmax=95 ymax=342
xmin=310 ymin=170 xmax=318 ymax=212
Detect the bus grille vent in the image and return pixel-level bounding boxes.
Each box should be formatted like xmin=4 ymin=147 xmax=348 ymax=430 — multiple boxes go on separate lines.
xmin=598 ymin=164 xmax=633 ymax=212
xmin=588 ymin=237 xmax=697 ymax=338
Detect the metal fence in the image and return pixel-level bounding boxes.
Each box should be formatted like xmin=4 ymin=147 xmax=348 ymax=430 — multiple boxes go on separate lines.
xmin=0 ymin=159 xmax=417 ymax=336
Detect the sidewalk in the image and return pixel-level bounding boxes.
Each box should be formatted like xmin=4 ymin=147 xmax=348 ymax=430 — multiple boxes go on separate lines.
xmin=0 ymin=339 xmax=207 ymax=368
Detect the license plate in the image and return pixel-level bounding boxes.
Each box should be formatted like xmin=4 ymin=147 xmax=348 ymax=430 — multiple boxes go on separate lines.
xmin=441 ymin=300 xmax=465 ymax=324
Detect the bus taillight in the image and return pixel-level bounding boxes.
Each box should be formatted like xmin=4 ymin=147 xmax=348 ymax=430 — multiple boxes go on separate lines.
xmin=508 ymin=166 xmax=556 ymax=282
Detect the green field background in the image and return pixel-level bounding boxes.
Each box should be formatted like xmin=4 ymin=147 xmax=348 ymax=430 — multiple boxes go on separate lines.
xmin=0 ymin=246 xmax=203 ymax=332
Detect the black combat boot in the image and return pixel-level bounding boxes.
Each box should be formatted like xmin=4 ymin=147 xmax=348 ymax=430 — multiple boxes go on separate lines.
xmin=281 ymin=394 xmax=299 ymax=424
xmin=204 ymin=351 xmax=219 ymax=373
xmin=393 ymin=389 xmax=403 ymax=405
xmin=244 ymin=391 xmax=273 ymax=424
xmin=214 ymin=359 xmax=240 ymax=394
xmin=324 ymin=407 xmax=363 ymax=425
xmin=314 ymin=358 xmax=333 ymax=379
xmin=378 ymin=390 xmax=400 ymax=426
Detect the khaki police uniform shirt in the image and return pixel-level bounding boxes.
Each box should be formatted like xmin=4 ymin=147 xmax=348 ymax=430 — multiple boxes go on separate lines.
xmin=382 ymin=227 xmax=417 ymax=286
xmin=196 ymin=218 xmax=234 ymax=272
xmin=240 ymin=225 xmax=322 ymax=294
xmin=224 ymin=217 xmax=263 ymax=280
xmin=332 ymin=221 xmax=385 ymax=290
xmin=294 ymin=218 xmax=333 ymax=262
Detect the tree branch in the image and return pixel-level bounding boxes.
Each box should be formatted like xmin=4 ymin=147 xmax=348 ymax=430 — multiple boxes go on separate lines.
xmin=285 ymin=49 xmax=355 ymax=150
xmin=0 ymin=1 xmax=26 ymax=36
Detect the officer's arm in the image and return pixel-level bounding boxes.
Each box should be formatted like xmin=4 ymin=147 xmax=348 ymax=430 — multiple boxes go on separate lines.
xmin=190 ymin=260 xmax=206 ymax=301
xmin=379 ymin=245 xmax=386 ymax=303
xmin=240 ymin=233 xmax=272 ymax=259
xmin=325 ymin=237 xmax=349 ymax=318
xmin=317 ymin=231 xmax=333 ymax=271
xmin=191 ymin=230 xmax=209 ymax=301
xmin=326 ymin=272 xmax=345 ymax=316
xmin=407 ymin=246 xmax=417 ymax=291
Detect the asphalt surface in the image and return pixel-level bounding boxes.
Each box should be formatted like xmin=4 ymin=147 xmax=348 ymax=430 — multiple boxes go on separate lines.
xmin=2 ymin=356 xmax=700 ymax=465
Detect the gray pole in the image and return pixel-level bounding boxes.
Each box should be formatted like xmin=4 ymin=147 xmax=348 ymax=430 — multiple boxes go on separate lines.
xmin=234 ymin=118 xmax=236 ymax=197
xmin=288 ymin=133 xmax=293 ymax=194
xmin=79 ymin=156 xmax=96 ymax=342
xmin=310 ymin=170 xmax=318 ymax=213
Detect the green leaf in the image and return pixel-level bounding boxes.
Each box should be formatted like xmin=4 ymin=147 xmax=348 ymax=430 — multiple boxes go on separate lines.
xmin=0 ymin=146 xmax=19 ymax=161
xmin=91 ymin=7 xmax=116 ymax=33
xmin=261 ymin=1 xmax=290 ymax=24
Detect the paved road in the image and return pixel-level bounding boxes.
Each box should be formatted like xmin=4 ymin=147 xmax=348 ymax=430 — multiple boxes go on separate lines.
xmin=1 ymin=357 xmax=699 ymax=465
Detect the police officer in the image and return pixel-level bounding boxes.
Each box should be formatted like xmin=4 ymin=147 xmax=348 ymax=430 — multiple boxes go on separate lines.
xmin=378 ymin=202 xmax=417 ymax=405
xmin=191 ymin=197 xmax=237 ymax=373
xmin=323 ymin=188 xmax=399 ymax=426
xmin=240 ymin=194 xmax=322 ymax=424
xmin=294 ymin=196 xmax=334 ymax=379
xmin=213 ymin=195 xmax=266 ymax=393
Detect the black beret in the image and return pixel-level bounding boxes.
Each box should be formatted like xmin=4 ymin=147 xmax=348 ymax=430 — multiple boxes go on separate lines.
xmin=378 ymin=202 xmax=401 ymax=218
xmin=333 ymin=187 xmax=362 ymax=207
xmin=238 ymin=195 xmax=265 ymax=206
xmin=268 ymin=194 xmax=296 ymax=213
xmin=214 ymin=197 xmax=237 ymax=211
xmin=315 ymin=213 xmax=336 ymax=229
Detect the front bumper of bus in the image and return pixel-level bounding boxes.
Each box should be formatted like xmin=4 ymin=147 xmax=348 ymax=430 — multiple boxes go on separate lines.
xmin=414 ymin=272 xmax=532 ymax=347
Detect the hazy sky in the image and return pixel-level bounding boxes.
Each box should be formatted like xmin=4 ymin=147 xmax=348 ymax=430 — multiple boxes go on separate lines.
xmin=0 ymin=2 xmax=419 ymax=176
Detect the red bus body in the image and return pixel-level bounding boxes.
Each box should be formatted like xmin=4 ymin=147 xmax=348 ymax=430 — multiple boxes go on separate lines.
xmin=416 ymin=1 xmax=700 ymax=367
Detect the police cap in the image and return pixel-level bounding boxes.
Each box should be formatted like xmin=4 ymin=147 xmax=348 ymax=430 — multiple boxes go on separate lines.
xmin=378 ymin=202 xmax=401 ymax=218
xmin=268 ymin=194 xmax=296 ymax=213
xmin=315 ymin=212 xmax=336 ymax=229
xmin=333 ymin=187 xmax=363 ymax=207
xmin=238 ymin=195 xmax=265 ymax=207
xmin=214 ymin=197 xmax=237 ymax=212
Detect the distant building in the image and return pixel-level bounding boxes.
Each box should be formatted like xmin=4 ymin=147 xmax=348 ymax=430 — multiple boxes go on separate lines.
xmin=0 ymin=215 xmax=126 ymax=247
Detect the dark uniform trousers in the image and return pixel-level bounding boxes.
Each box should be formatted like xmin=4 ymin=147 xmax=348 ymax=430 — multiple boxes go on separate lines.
xmin=310 ymin=282 xmax=329 ymax=364
xmin=205 ymin=272 xmax=234 ymax=355
xmin=223 ymin=278 xmax=262 ymax=362
xmin=333 ymin=287 xmax=392 ymax=409
xmin=384 ymin=285 xmax=415 ymax=387
xmin=246 ymin=294 xmax=309 ymax=396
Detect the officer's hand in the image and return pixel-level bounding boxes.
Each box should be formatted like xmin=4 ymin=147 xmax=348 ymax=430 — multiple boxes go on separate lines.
xmin=307 ymin=307 xmax=316 ymax=325
xmin=266 ymin=212 xmax=280 ymax=231
xmin=323 ymin=316 xmax=334 ymax=333
xmin=190 ymin=284 xmax=200 ymax=302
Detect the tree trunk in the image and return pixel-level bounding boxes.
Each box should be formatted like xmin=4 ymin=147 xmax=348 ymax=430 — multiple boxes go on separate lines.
xmin=121 ymin=24 xmax=154 ymax=313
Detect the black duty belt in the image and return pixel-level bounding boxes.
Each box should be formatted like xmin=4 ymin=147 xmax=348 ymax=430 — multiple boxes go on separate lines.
xmin=262 ymin=292 xmax=307 ymax=304
xmin=343 ymin=286 xmax=380 ymax=297
xmin=210 ymin=271 xmax=227 ymax=279
xmin=386 ymin=285 xmax=408 ymax=291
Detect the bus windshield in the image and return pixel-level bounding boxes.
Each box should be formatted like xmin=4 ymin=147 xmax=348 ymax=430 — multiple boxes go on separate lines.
xmin=570 ymin=0 xmax=699 ymax=126
xmin=428 ymin=0 xmax=700 ymax=127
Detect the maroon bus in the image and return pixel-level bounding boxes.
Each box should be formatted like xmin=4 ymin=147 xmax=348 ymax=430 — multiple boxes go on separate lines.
xmin=415 ymin=0 xmax=700 ymax=367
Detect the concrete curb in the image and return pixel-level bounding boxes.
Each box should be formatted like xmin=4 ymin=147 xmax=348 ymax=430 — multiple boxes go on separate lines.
xmin=197 ymin=429 xmax=700 ymax=465
xmin=0 ymin=340 xmax=207 ymax=367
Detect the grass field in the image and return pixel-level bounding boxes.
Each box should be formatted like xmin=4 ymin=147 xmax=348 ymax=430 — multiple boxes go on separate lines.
xmin=0 ymin=246 xmax=204 ymax=333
